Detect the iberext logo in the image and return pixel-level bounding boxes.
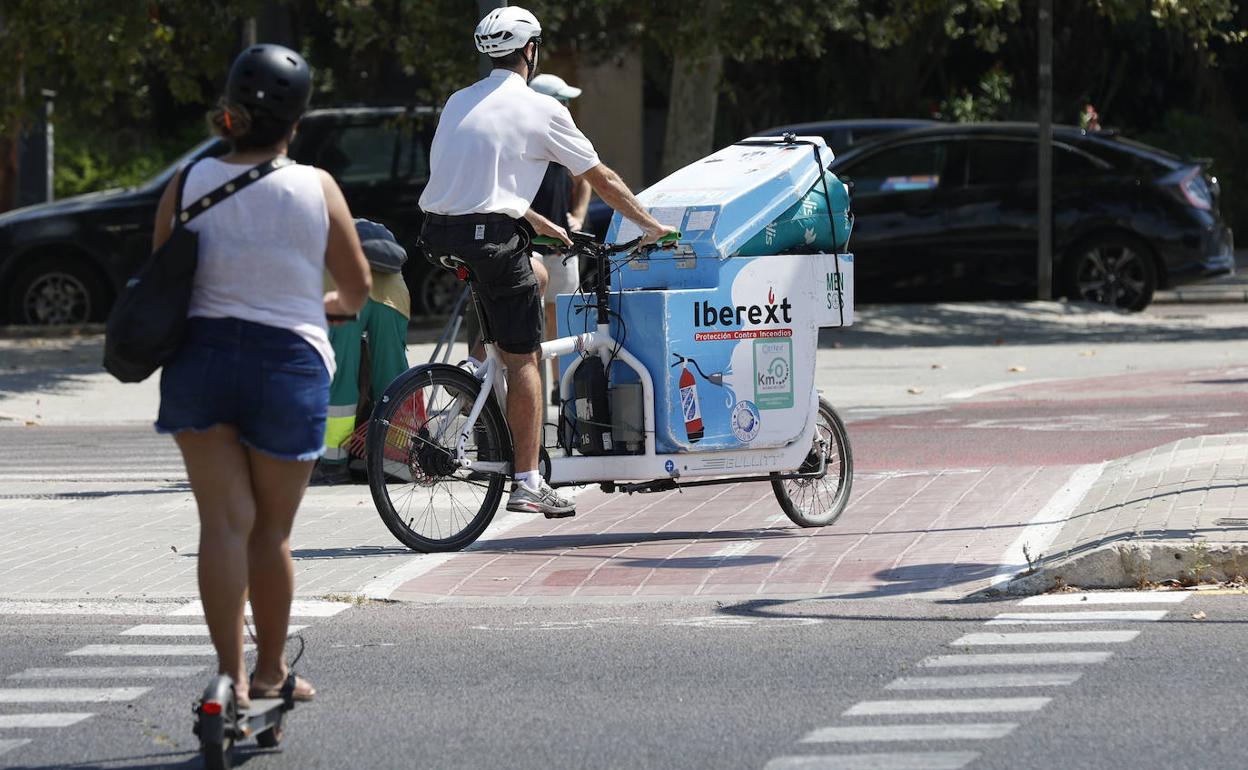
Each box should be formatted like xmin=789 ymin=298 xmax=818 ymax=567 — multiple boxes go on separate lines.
xmin=693 ymin=286 xmax=792 ymax=328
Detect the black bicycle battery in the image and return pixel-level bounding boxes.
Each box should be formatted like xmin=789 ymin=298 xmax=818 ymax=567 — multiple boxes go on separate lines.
xmin=566 ymin=357 xmax=613 ymax=456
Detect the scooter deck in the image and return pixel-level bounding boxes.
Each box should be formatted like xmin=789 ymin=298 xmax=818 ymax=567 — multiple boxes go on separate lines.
xmin=239 ymin=698 xmax=286 ymax=736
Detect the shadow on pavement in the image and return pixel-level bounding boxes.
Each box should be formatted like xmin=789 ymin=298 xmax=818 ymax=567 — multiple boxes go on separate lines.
xmin=827 ymin=301 xmax=1248 ymax=349
xmin=0 ymin=335 xmax=106 ymax=399
xmin=6 ymin=750 xmax=199 ymax=770
xmin=472 ymin=527 xmax=794 ymax=555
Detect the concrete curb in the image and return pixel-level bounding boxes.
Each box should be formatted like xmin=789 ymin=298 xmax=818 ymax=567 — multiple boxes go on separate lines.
xmin=1154 ymin=289 xmax=1248 ymax=304
xmin=1000 ymin=540 xmax=1248 ymax=595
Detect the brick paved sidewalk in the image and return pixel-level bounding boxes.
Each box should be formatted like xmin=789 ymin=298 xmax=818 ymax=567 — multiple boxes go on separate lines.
xmin=1008 ymin=433 xmax=1248 ymax=592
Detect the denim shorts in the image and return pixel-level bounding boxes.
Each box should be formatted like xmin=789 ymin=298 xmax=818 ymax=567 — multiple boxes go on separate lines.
xmin=156 ymin=317 xmax=330 ymax=461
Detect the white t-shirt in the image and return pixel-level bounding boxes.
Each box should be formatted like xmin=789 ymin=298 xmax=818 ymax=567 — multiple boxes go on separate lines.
xmin=419 ymin=69 xmax=600 ymax=219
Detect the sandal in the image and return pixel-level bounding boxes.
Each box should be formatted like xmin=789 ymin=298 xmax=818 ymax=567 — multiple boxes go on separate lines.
xmin=250 ymin=671 xmax=316 ymax=704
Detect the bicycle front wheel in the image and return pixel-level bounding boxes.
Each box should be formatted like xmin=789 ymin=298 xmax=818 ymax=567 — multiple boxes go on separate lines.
xmin=772 ymin=397 xmax=853 ymax=527
xmin=366 ymin=365 xmax=512 ymax=552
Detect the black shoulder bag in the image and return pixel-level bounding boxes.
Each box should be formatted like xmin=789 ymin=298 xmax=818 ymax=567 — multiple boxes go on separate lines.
xmin=103 ymin=156 xmax=295 ymax=383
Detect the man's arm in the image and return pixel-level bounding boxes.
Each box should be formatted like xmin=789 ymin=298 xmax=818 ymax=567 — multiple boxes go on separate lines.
xmin=523 ymin=208 xmax=572 ymax=247
xmin=577 ymin=163 xmax=678 ymax=245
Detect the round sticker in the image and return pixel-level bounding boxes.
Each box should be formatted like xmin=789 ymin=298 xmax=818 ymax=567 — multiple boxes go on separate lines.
xmin=730 ymin=400 xmax=761 ymax=443
xmin=664 ymin=459 xmax=676 ymax=473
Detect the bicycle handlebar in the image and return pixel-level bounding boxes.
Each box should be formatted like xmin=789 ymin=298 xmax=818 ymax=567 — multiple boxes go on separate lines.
xmin=531 ymin=230 xmax=682 ymax=253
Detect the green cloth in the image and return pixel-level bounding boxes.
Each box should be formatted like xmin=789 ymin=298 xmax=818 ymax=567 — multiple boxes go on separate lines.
xmin=323 ymin=298 xmax=410 ymax=464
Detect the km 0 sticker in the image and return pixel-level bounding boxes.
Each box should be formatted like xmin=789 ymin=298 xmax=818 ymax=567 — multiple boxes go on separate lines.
xmin=753 ymin=338 xmax=793 ymax=409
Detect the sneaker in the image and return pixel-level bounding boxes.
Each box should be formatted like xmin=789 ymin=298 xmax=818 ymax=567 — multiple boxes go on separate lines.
xmin=506 ymin=480 xmax=576 ymax=518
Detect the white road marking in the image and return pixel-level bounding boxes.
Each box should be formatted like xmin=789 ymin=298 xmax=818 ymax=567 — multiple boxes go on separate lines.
xmin=10 ymin=666 xmax=206 ymax=680
xmin=1019 ymin=592 xmax=1190 ymax=606
xmin=0 ymin=713 xmax=95 ymax=728
xmin=0 ymin=739 xmax=30 ymax=757
xmin=945 ymin=379 xmax=1057 ymax=400
xmin=119 ymin=624 xmax=307 ymax=637
xmin=990 ymin=463 xmax=1105 ymax=588
xmin=0 ymin=601 xmax=183 ymax=616
xmin=802 ymin=723 xmax=1018 ymax=743
xmin=712 ymin=542 xmax=760 ymax=558
xmin=845 ymin=698 xmax=1050 ymax=716
xmin=0 ymin=687 xmax=149 ymax=703
xmin=921 ymin=652 xmax=1113 ymax=668
xmin=885 ymin=672 xmax=1082 ymax=690
xmin=986 ymin=610 xmax=1167 ymax=625
xmin=168 ymin=599 xmax=351 ymax=618
xmin=358 ymin=510 xmax=536 ymax=599
xmin=952 ymin=631 xmax=1139 ymax=646
xmin=764 ymin=753 xmax=980 ymax=770
xmin=67 ymin=644 xmax=252 ymax=657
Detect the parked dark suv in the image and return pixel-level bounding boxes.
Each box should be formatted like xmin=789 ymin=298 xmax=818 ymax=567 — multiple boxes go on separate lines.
xmin=0 ymin=105 xmax=460 ymax=325
xmin=830 ymin=122 xmax=1234 ymax=310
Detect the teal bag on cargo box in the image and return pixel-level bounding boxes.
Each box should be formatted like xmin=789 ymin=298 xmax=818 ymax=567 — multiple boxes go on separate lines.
xmin=736 ymin=170 xmax=852 ymax=256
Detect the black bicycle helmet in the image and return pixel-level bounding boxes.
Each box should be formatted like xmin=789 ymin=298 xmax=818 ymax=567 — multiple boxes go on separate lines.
xmin=225 ymin=44 xmax=311 ymax=122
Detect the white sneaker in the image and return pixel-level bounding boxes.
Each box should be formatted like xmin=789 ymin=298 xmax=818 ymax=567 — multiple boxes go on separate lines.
xmin=506 ymin=480 xmax=576 ymax=519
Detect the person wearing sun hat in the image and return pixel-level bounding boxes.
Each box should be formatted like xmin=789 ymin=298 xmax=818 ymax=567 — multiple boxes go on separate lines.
xmin=314 ymin=218 xmax=412 ymax=484
xmin=528 ymin=74 xmax=592 ymax=402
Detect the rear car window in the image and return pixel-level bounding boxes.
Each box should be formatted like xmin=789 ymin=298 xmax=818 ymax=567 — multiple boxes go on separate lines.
xmin=967 ymin=140 xmax=1036 ymax=185
xmin=845 ymin=141 xmax=949 ymax=193
xmin=316 ymin=125 xmax=398 ymax=183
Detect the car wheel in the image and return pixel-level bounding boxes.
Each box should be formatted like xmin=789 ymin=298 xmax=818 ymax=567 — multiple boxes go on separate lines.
xmin=1063 ymin=233 xmax=1157 ymax=312
xmin=416 ymin=264 xmax=463 ymax=316
xmin=10 ymin=256 xmax=108 ymax=325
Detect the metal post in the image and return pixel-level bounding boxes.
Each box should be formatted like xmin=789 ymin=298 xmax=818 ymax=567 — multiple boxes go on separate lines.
xmin=1037 ymin=0 xmax=1053 ymax=300
xmin=42 ymin=90 xmax=54 ymax=202
xmin=476 ymin=0 xmax=506 ymax=79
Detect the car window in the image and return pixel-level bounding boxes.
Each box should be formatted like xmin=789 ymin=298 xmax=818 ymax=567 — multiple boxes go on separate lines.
xmin=395 ymin=122 xmax=429 ymax=181
xmin=967 ymin=140 xmax=1036 ymax=186
xmin=315 ymin=124 xmax=397 ymax=183
xmin=843 ymin=141 xmax=950 ymax=193
xmin=1055 ymin=145 xmax=1102 ymax=177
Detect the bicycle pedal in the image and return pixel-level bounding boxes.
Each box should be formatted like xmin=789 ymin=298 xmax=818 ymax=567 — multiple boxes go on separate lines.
xmin=543 ymin=509 xmax=576 ymax=520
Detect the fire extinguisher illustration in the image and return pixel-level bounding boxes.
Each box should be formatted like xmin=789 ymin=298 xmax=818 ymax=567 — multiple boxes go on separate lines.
xmin=678 ymin=361 xmax=704 ymax=443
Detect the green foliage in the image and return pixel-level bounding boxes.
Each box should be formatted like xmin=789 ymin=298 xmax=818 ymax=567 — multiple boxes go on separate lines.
xmin=53 ymin=124 xmax=206 ymax=199
xmin=1137 ymin=109 xmax=1248 ymax=235
xmin=937 ymin=66 xmax=1015 ymax=122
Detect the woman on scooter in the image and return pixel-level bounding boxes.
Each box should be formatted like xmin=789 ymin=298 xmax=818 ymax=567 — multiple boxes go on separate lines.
xmin=152 ymin=44 xmax=370 ymax=708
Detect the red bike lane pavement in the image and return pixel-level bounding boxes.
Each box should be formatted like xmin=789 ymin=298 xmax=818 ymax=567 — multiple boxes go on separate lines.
xmin=386 ymin=366 xmax=1248 ymax=603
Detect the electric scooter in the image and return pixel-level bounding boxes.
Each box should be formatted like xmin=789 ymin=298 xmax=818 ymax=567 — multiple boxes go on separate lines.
xmin=193 ymin=674 xmax=293 ymax=769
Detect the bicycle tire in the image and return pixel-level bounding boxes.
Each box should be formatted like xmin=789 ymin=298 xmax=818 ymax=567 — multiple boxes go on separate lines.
xmin=771 ymin=397 xmax=853 ymax=527
xmin=367 ymin=364 xmax=512 ymax=552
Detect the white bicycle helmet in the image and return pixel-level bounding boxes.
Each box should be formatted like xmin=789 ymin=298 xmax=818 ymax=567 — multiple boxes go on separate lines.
xmin=474 ymin=6 xmax=542 ymax=58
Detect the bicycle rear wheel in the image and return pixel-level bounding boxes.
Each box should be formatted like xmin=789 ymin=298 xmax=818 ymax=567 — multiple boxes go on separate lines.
xmin=366 ymin=365 xmax=512 ymax=552
xmin=771 ymin=397 xmax=853 ymax=527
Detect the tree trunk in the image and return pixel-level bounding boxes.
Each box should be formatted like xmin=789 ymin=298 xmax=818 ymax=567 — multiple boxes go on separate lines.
xmin=659 ymin=3 xmax=723 ymax=177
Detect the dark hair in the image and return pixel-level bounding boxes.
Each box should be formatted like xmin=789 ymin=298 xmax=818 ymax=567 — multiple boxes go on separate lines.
xmin=207 ymin=99 xmax=296 ymax=151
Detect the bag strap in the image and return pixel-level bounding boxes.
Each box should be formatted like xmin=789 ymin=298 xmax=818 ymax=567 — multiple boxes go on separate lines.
xmin=175 ymin=156 xmax=296 ymax=227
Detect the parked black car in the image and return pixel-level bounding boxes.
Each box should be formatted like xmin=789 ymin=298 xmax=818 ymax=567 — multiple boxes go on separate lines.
xmin=829 ymin=122 xmax=1234 ymax=310
xmin=0 ymin=105 xmax=458 ymax=325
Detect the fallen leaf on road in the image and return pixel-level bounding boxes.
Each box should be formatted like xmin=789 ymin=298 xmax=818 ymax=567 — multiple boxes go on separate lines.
xmin=1192 ymin=611 xmax=1207 ymax=620
xmin=170 ymin=546 xmax=177 ymax=553
xmin=931 ymin=363 xmax=945 ymax=369
xmin=1079 ymin=350 xmax=1096 ymax=357
xmin=993 ymin=338 xmax=1005 ymax=345
xmin=1008 ymin=366 xmax=1027 ymax=373
xmin=23 ymin=420 xmax=39 ymax=427
xmin=907 ymin=387 xmax=923 ymax=395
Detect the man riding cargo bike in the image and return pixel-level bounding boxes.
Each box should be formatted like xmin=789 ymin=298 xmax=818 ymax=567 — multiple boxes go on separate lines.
xmin=365 ymin=6 xmax=854 ymax=552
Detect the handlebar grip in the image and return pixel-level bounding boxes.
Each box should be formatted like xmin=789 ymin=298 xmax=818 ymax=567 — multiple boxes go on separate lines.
xmin=655 ymin=231 xmax=682 ymax=245
xmin=531 ymin=235 xmax=564 ymax=247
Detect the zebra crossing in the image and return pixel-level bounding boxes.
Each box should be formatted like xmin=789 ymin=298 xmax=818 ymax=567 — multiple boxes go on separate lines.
xmin=762 ymin=591 xmax=1189 ymax=770
xmin=0 ymin=598 xmax=352 ymax=764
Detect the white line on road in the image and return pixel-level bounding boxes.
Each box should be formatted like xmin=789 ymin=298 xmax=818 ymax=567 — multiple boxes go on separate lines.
xmin=1018 ymin=592 xmax=1190 ymax=606
xmin=945 ymin=379 xmax=1057 ymax=400
xmin=712 ymin=542 xmax=760 ymax=558
xmin=921 ymin=652 xmax=1113 ymax=668
xmin=0 ymin=601 xmax=184 ymax=616
xmin=845 ymin=698 xmax=1051 ymax=716
xmin=990 ymin=463 xmax=1105 ymax=589
xmin=802 ymin=723 xmax=1018 ymax=743
xmin=986 ymin=610 xmax=1168 ymax=625
xmin=885 ymin=672 xmax=1082 ymax=690
xmin=0 ymin=687 xmax=149 ymax=703
xmin=168 ymin=599 xmax=351 ymax=618
xmin=119 ymin=624 xmax=307 ymax=637
xmin=358 ymin=510 xmax=536 ymax=599
xmin=0 ymin=739 xmax=30 ymax=757
xmin=67 ymin=644 xmax=252 ymax=657
xmin=765 ymin=753 xmax=980 ymax=770
xmin=951 ymin=631 xmax=1139 ymax=646
xmin=9 ymin=666 xmax=206 ymax=680
xmin=0 ymin=713 xmax=95 ymax=728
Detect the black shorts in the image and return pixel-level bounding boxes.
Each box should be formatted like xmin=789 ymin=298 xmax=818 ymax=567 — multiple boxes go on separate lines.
xmin=420 ymin=215 xmax=542 ymax=355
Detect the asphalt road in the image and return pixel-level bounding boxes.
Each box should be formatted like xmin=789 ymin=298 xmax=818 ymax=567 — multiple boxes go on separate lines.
xmin=0 ymin=594 xmax=1244 ymax=770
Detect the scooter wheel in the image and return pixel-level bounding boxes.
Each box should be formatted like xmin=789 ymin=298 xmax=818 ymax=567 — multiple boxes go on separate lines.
xmin=202 ymin=741 xmax=233 ymax=770
xmin=255 ymin=713 xmax=284 ymax=748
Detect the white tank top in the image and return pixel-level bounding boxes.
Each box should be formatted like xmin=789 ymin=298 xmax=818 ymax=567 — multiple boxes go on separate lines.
xmin=182 ymin=158 xmax=335 ymax=377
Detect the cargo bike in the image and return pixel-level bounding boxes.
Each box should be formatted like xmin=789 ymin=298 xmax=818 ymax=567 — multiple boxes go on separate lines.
xmin=365 ymin=135 xmax=856 ymax=552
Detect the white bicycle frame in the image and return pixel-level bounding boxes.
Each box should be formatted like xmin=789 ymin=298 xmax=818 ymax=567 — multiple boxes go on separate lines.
xmin=453 ymin=319 xmax=820 ymax=487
